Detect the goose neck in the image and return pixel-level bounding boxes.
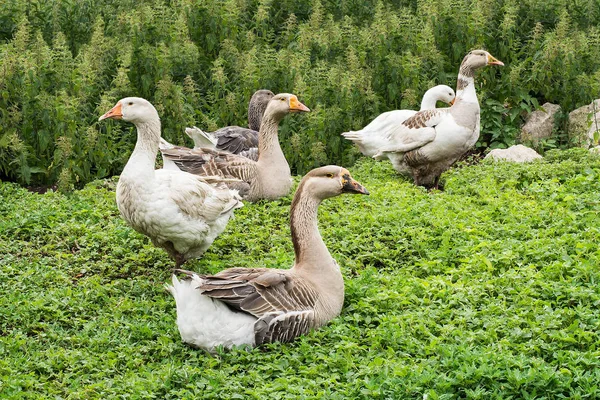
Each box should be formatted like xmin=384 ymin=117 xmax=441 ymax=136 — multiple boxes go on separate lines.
xmin=256 ymin=113 xmax=288 ymax=170
xmin=290 ymin=190 xmax=332 ymax=268
xmin=455 ymin=66 xmax=478 ymax=104
xmin=257 ymin=114 xmax=283 ymax=154
xmin=122 ymin=119 xmax=161 ymax=178
xmin=420 ymin=92 xmax=439 ymax=110
xmin=248 ymin=104 xmax=262 ymax=131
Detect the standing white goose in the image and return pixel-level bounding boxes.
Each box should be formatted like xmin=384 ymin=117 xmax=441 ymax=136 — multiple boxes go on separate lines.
xmin=342 ymin=85 xmax=456 ymax=158
xmin=373 ymin=50 xmax=504 ymax=188
xmin=161 ymin=93 xmax=310 ymax=201
xmin=167 ymin=165 xmax=369 ymax=352
xmin=99 ymin=97 xmax=243 ymax=267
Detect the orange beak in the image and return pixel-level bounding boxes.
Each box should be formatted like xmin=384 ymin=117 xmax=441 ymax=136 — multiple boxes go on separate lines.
xmin=99 ymin=102 xmax=123 ymax=121
xmin=449 ymin=98 xmax=455 ymax=105
xmin=487 ymin=54 xmax=505 ymax=66
xmin=289 ymin=95 xmax=311 ymax=113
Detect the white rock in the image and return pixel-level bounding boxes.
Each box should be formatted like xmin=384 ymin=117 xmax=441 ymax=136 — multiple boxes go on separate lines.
xmin=568 ymin=99 xmax=600 ymax=146
xmin=520 ymin=102 xmax=561 ymax=142
xmin=587 ymin=114 xmax=600 ymax=144
xmin=485 ymin=145 xmax=543 ymax=163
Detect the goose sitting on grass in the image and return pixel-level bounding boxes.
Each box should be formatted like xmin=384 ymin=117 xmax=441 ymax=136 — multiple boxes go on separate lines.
xmin=167 ymin=166 xmax=369 ymax=352
xmin=342 ymin=85 xmax=456 ymax=159
xmin=372 ymin=50 xmax=504 ymax=188
xmin=161 ymin=93 xmax=310 ymax=201
xmin=99 ymin=97 xmax=243 ymax=268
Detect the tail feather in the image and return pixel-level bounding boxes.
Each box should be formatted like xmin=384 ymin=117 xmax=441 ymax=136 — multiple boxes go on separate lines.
xmin=160 ymin=140 xmax=181 ymax=170
xmin=186 ymin=126 xmax=218 ymax=148
xmin=166 ymin=274 xmax=256 ymax=352
xmin=159 ymin=137 xmax=176 ymax=150
xmin=341 ymin=130 xmax=365 ymax=143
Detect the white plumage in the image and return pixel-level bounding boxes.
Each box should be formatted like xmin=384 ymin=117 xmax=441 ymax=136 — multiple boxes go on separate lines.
xmin=99 ymin=97 xmax=243 ymax=267
xmin=345 ymin=51 xmax=504 ymax=188
xmin=342 ymin=85 xmax=455 ymax=158
xmin=167 ymin=274 xmax=256 ymax=350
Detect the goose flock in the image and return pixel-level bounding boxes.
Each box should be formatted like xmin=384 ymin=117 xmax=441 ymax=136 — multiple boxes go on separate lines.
xmin=98 ymin=49 xmax=503 ymax=352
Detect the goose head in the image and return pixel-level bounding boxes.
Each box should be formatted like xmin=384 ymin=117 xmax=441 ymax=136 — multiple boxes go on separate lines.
xmin=436 ymin=85 xmax=456 ymax=105
xmin=263 ymin=93 xmax=310 ymax=121
xmin=429 ymin=85 xmax=456 ymax=106
xmin=461 ymin=50 xmax=504 ymax=71
xmin=250 ymin=89 xmax=275 ymax=112
xmin=99 ymin=97 xmax=159 ymax=124
xmin=248 ymin=89 xmax=275 ymax=130
xmin=300 ymin=165 xmax=369 ymax=200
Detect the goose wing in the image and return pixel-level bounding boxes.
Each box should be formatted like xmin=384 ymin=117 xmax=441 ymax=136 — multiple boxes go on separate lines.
xmin=155 ymin=169 xmax=242 ymax=221
xmin=374 ymin=109 xmax=449 ymax=157
xmin=197 ymin=268 xmax=319 ymax=344
xmin=160 ymin=147 xmax=258 ymax=183
xmin=213 ymin=126 xmax=259 ymax=154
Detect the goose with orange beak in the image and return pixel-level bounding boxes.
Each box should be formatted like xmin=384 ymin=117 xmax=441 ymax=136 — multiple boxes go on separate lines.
xmin=370 ymin=50 xmax=504 ymax=189
xmin=161 ymin=93 xmax=310 ymax=201
xmin=167 ymin=165 xmax=368 ymax=352
xmin=98 ymin=97 xmax=243 ymax=268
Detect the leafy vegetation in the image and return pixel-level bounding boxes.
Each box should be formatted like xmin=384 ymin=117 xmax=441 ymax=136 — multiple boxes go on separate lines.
xmin=1 ymin=149 xmax=599 ymax=398
xmin=1 ymin=0 xmax=600 ymax=187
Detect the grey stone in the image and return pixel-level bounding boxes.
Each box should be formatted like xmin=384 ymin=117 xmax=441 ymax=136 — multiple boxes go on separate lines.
xmin=520 ymin=102 xmax=561 ymax=142
xmin=485 ymin=145 xmax=543 ymax=163
xmin=568 ymin=99 xmax=600 ymax=146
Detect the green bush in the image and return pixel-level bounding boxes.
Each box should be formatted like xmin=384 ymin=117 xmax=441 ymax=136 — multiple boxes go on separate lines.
xmin=1 ymin=0 xmax=599 ymax=187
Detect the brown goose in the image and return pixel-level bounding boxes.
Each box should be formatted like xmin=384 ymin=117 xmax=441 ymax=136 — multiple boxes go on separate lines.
xmin=184 ymin=89 xmax=275 ymax=160
xmin=373 ymin=50 xmax=504 ymax=188
xmin=166 ymin=166 xmax=369 ymax=352
xmin=161 ymin=93 xmax=310 ymax=201
xmin=98 ymin=97 xmax=243 ymax=268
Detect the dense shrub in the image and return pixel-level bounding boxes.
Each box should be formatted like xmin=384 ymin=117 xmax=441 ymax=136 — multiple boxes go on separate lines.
xmin=1 ymin=0 xmax=599 ymax=187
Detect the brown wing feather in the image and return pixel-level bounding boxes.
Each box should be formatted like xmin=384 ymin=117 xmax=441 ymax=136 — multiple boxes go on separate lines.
xmin=254 ymin=310 xmax=314 ymax=345
xmin=401 ymin=109 xmax=444 ymax=130
xmin=213 ymin=127 xmax=259 ymax=154
xmin=198 ymin=268 xmax=319 ymax=319
xmin=161 ymin=147 xmax=257 ymax=183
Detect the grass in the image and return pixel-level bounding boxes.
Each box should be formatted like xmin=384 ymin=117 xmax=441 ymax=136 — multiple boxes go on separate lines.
xmin=1 ymin=148 xmax=600 ymax=399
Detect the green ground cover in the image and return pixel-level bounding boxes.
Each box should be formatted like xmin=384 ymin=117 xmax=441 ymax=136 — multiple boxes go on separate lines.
xmin=1 ymin=150 xmax=600 ymax=398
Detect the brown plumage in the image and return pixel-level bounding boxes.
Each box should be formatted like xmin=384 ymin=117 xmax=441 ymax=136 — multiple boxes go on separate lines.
xmin=401 ymin=109 xmax=441 ymax=130
xmin=162 ymin=93 xmax=310 ymax=201
xmin=166 ymin=165 xmax=369 ymax=351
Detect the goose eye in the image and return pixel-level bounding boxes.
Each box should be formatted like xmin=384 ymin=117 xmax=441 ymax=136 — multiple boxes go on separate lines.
xmin=326 ymin=173 xmax=334 ymax=178
xmin=128 ymin=102 xmax=133 ymax=106
xmin=280 ymin=98 xmax=286 ymax=102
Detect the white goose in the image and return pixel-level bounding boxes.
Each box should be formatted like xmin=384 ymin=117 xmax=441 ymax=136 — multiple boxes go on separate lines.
xmin=99 ymin=97 xmax=243 ymax=267
xmin=167 ymin=165 xmax=369 ymax=352
xmin=342 ymin=85 xmax=455 ymax=158
xmin=372 ymin=50 xmax=504 ymax=188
